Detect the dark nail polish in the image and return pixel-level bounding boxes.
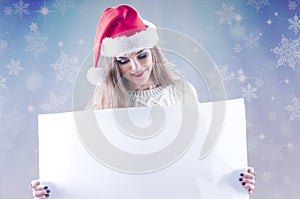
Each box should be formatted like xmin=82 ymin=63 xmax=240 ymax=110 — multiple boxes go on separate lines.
xmin=242 ymin=182 xmax=246 ymax=186
xmin=46 ymin=189 xmax=50 ymax=193
xmin=240 ymin=173 xmax=244 ymax=176
xmin=239 ymin=178 xmax=242 ymax=181
xmin=248 ymin=189 xmax=251 ymax=192
xmin=45 ymin=194 xmax=49 ymax=197
xmin=44 ymin=186 xmax=48 ymax=189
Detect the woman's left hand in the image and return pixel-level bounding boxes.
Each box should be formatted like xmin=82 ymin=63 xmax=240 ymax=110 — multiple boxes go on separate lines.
xmin=239 ymin=167 xmax=256 ymax=195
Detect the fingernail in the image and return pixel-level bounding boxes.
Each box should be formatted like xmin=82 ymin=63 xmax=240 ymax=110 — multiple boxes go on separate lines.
xmin=44 ymin=186 xmax=48 ymax=189
xmin=46 ymin=189 xmax=51 ymax=193
xmin=239 ymin=178 xmax=242 ymax=181
xmin=45 ymin=194 xmax=49 ymax=197
xmin=240 ymin=173 xmax=244 ymax=176
xmin=248 ymin=189 xmax=251 ymax=192
xmin=242 ymin=182 xmax=246 ymax=186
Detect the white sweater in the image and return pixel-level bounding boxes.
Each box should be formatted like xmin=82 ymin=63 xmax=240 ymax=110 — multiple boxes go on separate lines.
xmin=128 ymin=83 xmax=198 ymax=107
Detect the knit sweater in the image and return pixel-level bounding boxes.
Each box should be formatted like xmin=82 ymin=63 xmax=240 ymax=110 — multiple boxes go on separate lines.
xmin=128 ymin=82 xmax=198 ymax=107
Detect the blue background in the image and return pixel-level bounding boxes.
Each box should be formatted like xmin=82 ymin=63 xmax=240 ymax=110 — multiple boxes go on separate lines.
xmin=0 ymin=0 xmax=299 ymax=198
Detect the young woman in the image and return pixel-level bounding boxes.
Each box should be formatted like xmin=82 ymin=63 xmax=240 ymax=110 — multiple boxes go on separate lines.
xmin=31 ymin=4 xmax=255 ymax=198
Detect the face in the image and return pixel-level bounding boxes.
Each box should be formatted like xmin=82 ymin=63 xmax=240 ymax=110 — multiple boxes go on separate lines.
xmin=116 ymin=49 xmax=153 ymax=91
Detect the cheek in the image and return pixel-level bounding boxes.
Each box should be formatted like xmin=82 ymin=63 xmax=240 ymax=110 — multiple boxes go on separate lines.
xmin=118 ymin=65 xmax=130 ymax=76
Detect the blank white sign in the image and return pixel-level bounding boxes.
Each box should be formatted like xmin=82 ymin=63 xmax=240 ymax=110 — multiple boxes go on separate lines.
xmin=38 ymin=98 xmax=249 ymax=199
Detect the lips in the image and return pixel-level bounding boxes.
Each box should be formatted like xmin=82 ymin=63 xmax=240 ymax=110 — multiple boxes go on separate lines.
xmin=131 ymin=69 xmax=147 ymax=77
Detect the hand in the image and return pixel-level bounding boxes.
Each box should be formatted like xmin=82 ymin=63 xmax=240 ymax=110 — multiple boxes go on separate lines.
xmin=239 ymin=167 xmax=256 ymax=195
xmin=31 ymin=179 xmax=50 ymax=199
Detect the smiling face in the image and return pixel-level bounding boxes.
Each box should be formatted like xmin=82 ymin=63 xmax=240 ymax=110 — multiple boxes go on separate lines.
xmin=116 ymin=49 xmax=154 ymax=91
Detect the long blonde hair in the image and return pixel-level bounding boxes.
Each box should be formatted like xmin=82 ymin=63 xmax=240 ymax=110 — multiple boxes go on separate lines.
xmin=87 ymin=46 xmax=184 ymax=110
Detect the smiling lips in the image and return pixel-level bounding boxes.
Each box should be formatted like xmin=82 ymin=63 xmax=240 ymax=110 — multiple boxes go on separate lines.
xmin=131 ymin=68 xmax=147 ymax=77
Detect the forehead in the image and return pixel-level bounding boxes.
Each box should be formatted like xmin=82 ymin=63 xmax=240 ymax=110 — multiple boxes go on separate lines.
xmin=116 ymin=49 xmax=149 ymax=59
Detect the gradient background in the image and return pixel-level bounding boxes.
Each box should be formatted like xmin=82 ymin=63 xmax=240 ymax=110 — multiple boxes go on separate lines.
xmin=0 ymin=0 xmax=299 ymax=198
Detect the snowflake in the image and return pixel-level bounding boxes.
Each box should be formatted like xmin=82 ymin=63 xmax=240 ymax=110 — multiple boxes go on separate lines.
xmin=25 ymin=31 xmax=48 ymax=57
xmin=244 ymin=32 xmax=261 ymax=49
xmin=52 ymin=0 xmax=74 ymax=15
xmin=29 ymin=22 xmax=38 ymax=32
xmin=13 ymin=0 xmax=30 ymax=20
xmin=285 ymin=95 xmax=300 ymax=121
xmin=259 ymin=138 xmax=283 ymax=165
xmin=0 ymin=76 xmax=8 ymax=91
xmin=216 ymin=3 xmax=238 ymax=26
xmin=288 ymin=14 xmax=300 ymax=34
xmin=205 ymin=70 xmax=224 ymax=89
xmin=241 ymin=83 xmax=258 ymax=103
xmin=218 ymin=65 xmax=233 ymax=82
xmin=260 ymin=171 xmax=272 ymax=183
xmin=254 ymin=78 xmax=264 ymax=87
xmin=39 ymin=91 xmax=69 ymax=113
xmin=26 ymin=72 xmax=43 ymax=91
xmin=4 ymin=6 xmax=13 ymax=15
xmin=51 ymin=51 xmax=80 ymax=84
xmin=6 ymin=59 xmax=24 ymax=77
xmin=271 ymin=35 xmax=300 ymax=70
xmin=0 ymin=40 xmax=8 ymax=50
xmin=288 ymin=1 xmax=297 ymax=10
xmin=246 ymin=0 xmax=270 ymax=12
xmin=268 ymin=112 xmax=277 ymax=121
xmin=233 ymin=44 xmax=242 ymax=53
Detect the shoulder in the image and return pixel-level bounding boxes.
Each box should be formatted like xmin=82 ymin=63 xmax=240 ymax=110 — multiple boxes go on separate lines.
xmin=167 ymin=81 xmax=198 ymax=105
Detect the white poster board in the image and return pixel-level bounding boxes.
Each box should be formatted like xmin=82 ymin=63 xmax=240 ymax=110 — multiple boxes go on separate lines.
xmin=38 ymin=98 xmax=249 ymax=199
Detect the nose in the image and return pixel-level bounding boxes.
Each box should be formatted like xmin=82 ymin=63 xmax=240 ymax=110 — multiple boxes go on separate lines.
xmin=130 ymin=58 xmax=141 ymax=70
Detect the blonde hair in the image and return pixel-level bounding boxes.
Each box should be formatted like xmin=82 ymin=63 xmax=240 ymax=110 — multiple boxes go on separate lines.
xmin=87 ymin=46 xmax=185 ymax=110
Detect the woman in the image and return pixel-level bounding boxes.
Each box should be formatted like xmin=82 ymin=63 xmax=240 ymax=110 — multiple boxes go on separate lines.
xmin=31 ymin=4 xmax=255 ymax=198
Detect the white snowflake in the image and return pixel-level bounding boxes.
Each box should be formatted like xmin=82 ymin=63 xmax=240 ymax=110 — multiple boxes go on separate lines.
xmin=4 ymin=6 xmax=13 ymax=15
xmin=285 ymin=95 xmax=300 ymax=121
xmin=6 ymin=59 xmax=24 ymax=77
xmin=259 ymin=138 xmax=283 ymax=165
xmin=288 ymin=1 xmax=297 ymax=10
xmin=246 ymin=0 xmax=270 ymax=12
xmin=205 ymin=70 xmax=224 ymax=89
xmin=287 ymin=142 xmax=298 ymax=153
xmin=13 ymin=0 xmax=30 ymax=20
xmin=25 ymin=31 xmax=48 ymax=57
xmin=52 ymin=0 xmax=74 ymax=15
xmin=0 ymin=76 xmax=8 ymax=91
xmin=51 ymin=51 xmax=80 ymax=84
xmin=218 ymin=65 xmax=233 ymax=82
xmin=268 ymin=112 xmax=277 ymax=121
xmin=288 ymin=14 xmax=300 ymax=34
xmin=254 ymin=78 xmax=264 ymax=87
xmin=29 ymin=22 xmax=38 ymax=32
xmin=244 ymin=32 xmax=261 ymax=49
xmin=271 ymin=35 xmax=300 ymax=70
xmin=260 ymin=171 xmax=272 ymax=183
xmin=233 ymin=44 xmax=242 ymax=53
xmin=0 ymin=40 xmax=8 ymax=50
xmin=241 ymin=83 xmax=258 ymax=103
xmin=216 ymin=3 xmax=238 ymax=26
xmin=26 ymin=72 xmax=43 ymax=91
xmin=39 ymin=91 xmax=69 ymax=113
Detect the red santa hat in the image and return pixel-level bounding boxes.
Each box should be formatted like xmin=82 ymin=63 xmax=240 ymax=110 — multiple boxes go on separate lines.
xmin=94 ymin=4 xmax=159 ymax=67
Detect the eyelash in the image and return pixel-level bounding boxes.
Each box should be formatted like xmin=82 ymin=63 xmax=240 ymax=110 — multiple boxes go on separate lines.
xmin=117 ymin=52 xmax=147 ymax=65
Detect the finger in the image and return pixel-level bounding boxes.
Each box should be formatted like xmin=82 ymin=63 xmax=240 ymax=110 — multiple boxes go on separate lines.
xmin=33 ymin=189 xmax=50 ymax=198
xmin=240 ymin=177 xmax=255 ymax=185
xmin=247 ymin=167 xmax=256 ymax=176
xmin=242 ymin=182 xmax=255 ymax=191
xmin=33 ymin=185 xmax=49 ymax=191
xmin=31 ymin=179 xmax=41 ymax=188
xmin=240 ymin=172 xmax=255 ymax=179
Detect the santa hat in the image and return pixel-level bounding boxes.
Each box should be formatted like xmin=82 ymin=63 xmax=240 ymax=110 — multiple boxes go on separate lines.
xmin=93 ymin=4 xmax=159 ymax=67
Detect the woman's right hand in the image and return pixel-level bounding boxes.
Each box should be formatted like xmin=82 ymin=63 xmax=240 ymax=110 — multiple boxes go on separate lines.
xmin=31 ymin=179 xmax=50 ymax=198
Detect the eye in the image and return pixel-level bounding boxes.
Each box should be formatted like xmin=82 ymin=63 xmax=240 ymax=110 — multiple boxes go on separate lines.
xmin=116 ymin=58 xmax=129 ymax=65
xmin=137 ymin=52 xmax=147 ymax=59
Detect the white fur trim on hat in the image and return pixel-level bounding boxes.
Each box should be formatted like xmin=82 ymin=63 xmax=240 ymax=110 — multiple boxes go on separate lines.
xmin=101 ymin=20 xmax=159 ymax=57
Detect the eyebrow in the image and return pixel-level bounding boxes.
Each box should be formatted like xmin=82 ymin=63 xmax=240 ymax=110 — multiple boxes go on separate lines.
xmin=117 ymin=49 xmax=145 ymax=59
